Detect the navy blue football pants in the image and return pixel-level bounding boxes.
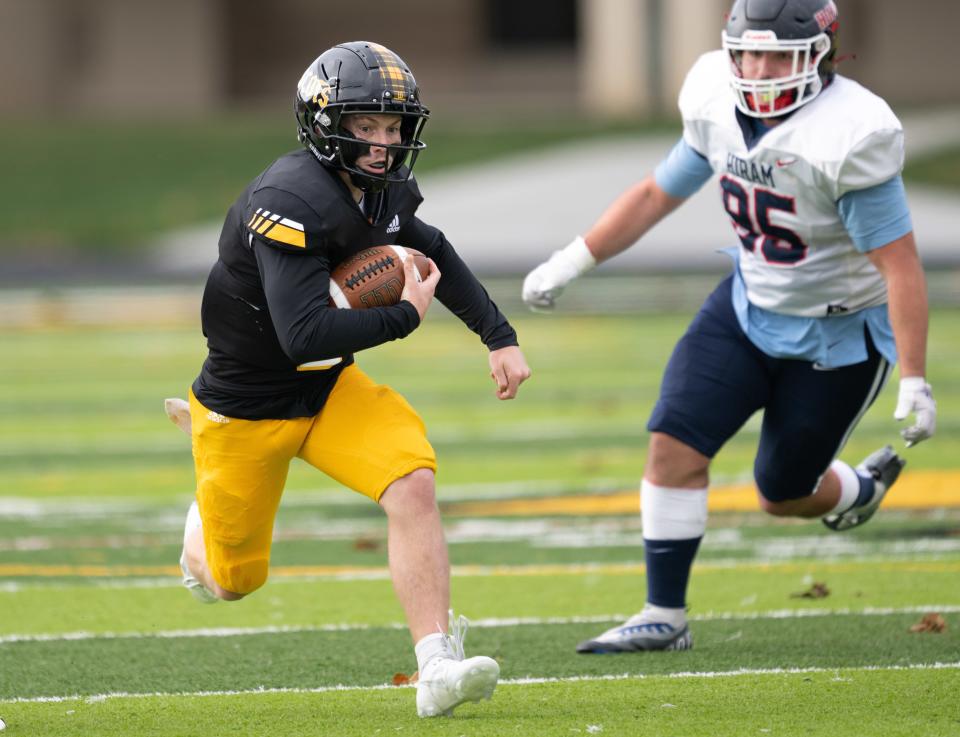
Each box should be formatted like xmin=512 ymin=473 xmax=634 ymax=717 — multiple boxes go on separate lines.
xmin=647 ymin=275 xmax=891 ymax=501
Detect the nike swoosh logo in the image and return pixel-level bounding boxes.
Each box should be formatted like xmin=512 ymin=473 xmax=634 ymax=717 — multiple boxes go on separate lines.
xmin=776 ymin=158 xmax=798 ymax=167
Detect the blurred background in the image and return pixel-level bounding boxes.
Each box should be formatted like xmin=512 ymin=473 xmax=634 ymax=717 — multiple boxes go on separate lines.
xmin=1 ymin=0 xmax=958 ymax=291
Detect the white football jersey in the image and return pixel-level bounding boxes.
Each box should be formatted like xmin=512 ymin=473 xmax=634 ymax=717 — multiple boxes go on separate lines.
xmin=679 ymin=50 xmax=904 ymax=317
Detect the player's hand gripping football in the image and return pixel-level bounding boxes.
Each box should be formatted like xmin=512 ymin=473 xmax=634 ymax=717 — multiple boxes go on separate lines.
xmin=894 ymin=376 xmax=936 ymax=447
xmin=489 ymin=346 xmax=532 ymax=400
xmin=522 ymin=236 xmax=596 ymax=311
xmin=400 ymin=255 xmax=440 ymax=321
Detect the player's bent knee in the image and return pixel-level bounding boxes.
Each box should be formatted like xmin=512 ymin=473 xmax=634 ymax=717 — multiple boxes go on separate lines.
xmin=402 ymin=466 xmax=436 ymax=488
xmin=381 ymin=467 xmax=437 ymax=512
xmin=646 ymin=433 xmax=710 ymax=488
xmin=756 ymin=488 xmax=816 ymax=518
xmin=212 ymin=558 xmax=269 ymax=598
xmin=211 ymin=583 xmax=247 ymax=602
xmin=758 ymin=495 xmax=793 ymax=517
xmin=755 ymin=468 xmax=818 ymax=517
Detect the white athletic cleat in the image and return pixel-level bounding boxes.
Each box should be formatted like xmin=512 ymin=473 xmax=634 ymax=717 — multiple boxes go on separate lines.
xmin=823 ymin=445 xmax=906 ymax=532
xmin=416 ymin=655 xmax=500 ymax=717
xmin=576 ymin=605 xmax=692 ymax=653
xmin=416 ymin=613 xmax=499 ymax=717
xmin=180 ymin=501 xmax=218 ymax=604
xmin=164 ymin=397 xmax=192 ymax=436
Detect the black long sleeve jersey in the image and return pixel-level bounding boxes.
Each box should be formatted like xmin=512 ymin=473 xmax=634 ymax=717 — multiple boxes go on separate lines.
xmin=192 ymin=149 xmax=518 ymax=420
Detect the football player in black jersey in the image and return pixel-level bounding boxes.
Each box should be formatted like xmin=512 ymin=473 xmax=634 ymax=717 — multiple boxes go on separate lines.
xmin=164 ymin=41 xmax=530 ymax=717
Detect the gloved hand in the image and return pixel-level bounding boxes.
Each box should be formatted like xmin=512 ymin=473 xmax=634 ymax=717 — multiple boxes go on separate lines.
xmin=522 ymin=236 xmax=596 ymax=311
xmin=893 ymin=376 xmax=936 ymax=447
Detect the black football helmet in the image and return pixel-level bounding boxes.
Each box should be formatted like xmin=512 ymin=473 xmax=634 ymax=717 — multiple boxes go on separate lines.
xmin=722 ymin=0 xmax=840 ymax=117
xmin=295 ymin=42 xmax=429 ymax=193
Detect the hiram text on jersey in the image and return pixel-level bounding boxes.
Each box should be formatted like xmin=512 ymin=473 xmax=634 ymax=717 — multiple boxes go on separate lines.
xmin=726 ymin=153 xmax=775 ymax=188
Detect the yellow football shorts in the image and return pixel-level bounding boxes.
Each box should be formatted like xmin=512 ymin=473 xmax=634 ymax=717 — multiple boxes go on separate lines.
xmin=188 ymin=363 xmax=436 ymax=594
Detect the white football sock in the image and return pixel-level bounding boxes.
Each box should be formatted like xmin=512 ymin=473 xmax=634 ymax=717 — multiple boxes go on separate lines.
xmin=827 ymin=460 xmax=861 ymax=514
xmin=637 ymin=602 xmax=687 ymax=626
xmin=640 ymin=479 xmax=708 ymax=540
xmin=415 ymin=632 xmax=449 ymax=672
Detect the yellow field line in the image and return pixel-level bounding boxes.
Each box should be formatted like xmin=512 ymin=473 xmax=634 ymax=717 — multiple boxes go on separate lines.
xmin=443 ymin=471 xmax=960 ymax=517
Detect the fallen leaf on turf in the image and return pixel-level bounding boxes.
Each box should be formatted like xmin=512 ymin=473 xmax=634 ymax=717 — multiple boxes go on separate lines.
xmin=392 ymin=671 xmax=418 ymax=685
xmin=353 ymin=537 xmax=381 ymax=551
xmin=790 ymin=582 xmax=830 ymax=598
xmin=909 ymin=613 xmax=947 ymax=633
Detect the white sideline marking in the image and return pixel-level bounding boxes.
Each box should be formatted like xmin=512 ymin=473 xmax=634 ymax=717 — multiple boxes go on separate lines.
xmin=3 ymin=606 xmax=960 ymax=644
xmin=3 ymin=662 xmax=958 ymax=704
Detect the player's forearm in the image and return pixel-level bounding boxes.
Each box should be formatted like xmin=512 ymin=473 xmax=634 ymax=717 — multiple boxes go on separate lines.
xmin=399 ymin=216 xmax=517 ymax=349
xmin=282 ymin=302 xmax=421 ymax=363
xmin=870 ymin=233 xmax=928 ymax=377
xmin=886 ymin=269 xmax=928 ymax=378
xmin=583 ymin=175 xmax=684 ymax=263
xmin=255 ymin=242 xmax=420 ymax=362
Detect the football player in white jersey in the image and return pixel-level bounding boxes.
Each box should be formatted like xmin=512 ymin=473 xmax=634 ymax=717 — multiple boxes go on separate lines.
xmin=523 ymin=0 xmax=936 ymax=653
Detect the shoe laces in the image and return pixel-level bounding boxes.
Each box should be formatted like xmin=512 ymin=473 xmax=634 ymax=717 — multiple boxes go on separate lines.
xmin=419 ymin=611 xmax=469 ymax=692
xmin=442 ymin=609 xmax=468 ymax=661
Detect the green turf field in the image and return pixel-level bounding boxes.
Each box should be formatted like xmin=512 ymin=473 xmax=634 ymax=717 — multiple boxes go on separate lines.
xmin=2 ymin=300 xmax=959 ymax=499
xmin=1 ymin=305 xmax=959 ymax=735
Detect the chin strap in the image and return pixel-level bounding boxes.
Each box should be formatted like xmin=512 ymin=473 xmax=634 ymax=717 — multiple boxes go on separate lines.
xmin=348 ymin=169 xmax=389 ymax=195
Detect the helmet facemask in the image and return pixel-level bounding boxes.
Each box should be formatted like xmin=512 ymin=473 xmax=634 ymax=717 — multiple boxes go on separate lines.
xmin=301 ymin=104 xmax=427 ymax=193
xmin=723 ymin=29 xmax=834 ymax=118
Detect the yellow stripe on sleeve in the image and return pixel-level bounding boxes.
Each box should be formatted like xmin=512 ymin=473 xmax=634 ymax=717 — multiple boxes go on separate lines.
xmin=265 ymin=223 xmax=306 ymax=248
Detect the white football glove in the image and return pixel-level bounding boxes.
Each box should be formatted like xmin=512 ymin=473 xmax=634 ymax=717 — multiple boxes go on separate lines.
xmin=522 ymin=236 xmax=596 ymax=311
xmin=893 ymin=376 xmax=936 ymax=447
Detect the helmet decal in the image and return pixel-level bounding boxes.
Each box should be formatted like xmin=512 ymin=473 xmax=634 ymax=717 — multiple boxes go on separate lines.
xmin=366 ymin=43 xmax=414 ymax=103
xmin=741 ymin=30 xmax=777 ymax=43
xmin=297 ymin=71 xmax=332 ymax=109
xmin=814 ymin=1 xmax=838 ymax=31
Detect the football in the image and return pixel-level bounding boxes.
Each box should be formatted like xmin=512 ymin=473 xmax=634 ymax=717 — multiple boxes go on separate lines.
xmin=328 ymin=246 xmax=429 ymax=309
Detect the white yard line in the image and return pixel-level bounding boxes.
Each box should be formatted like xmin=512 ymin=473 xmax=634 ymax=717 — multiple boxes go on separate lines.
xmin=3 ymin=606 xmax=960 ymax=645
xmin=3 ymin=661 xmax=959 ymax=705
